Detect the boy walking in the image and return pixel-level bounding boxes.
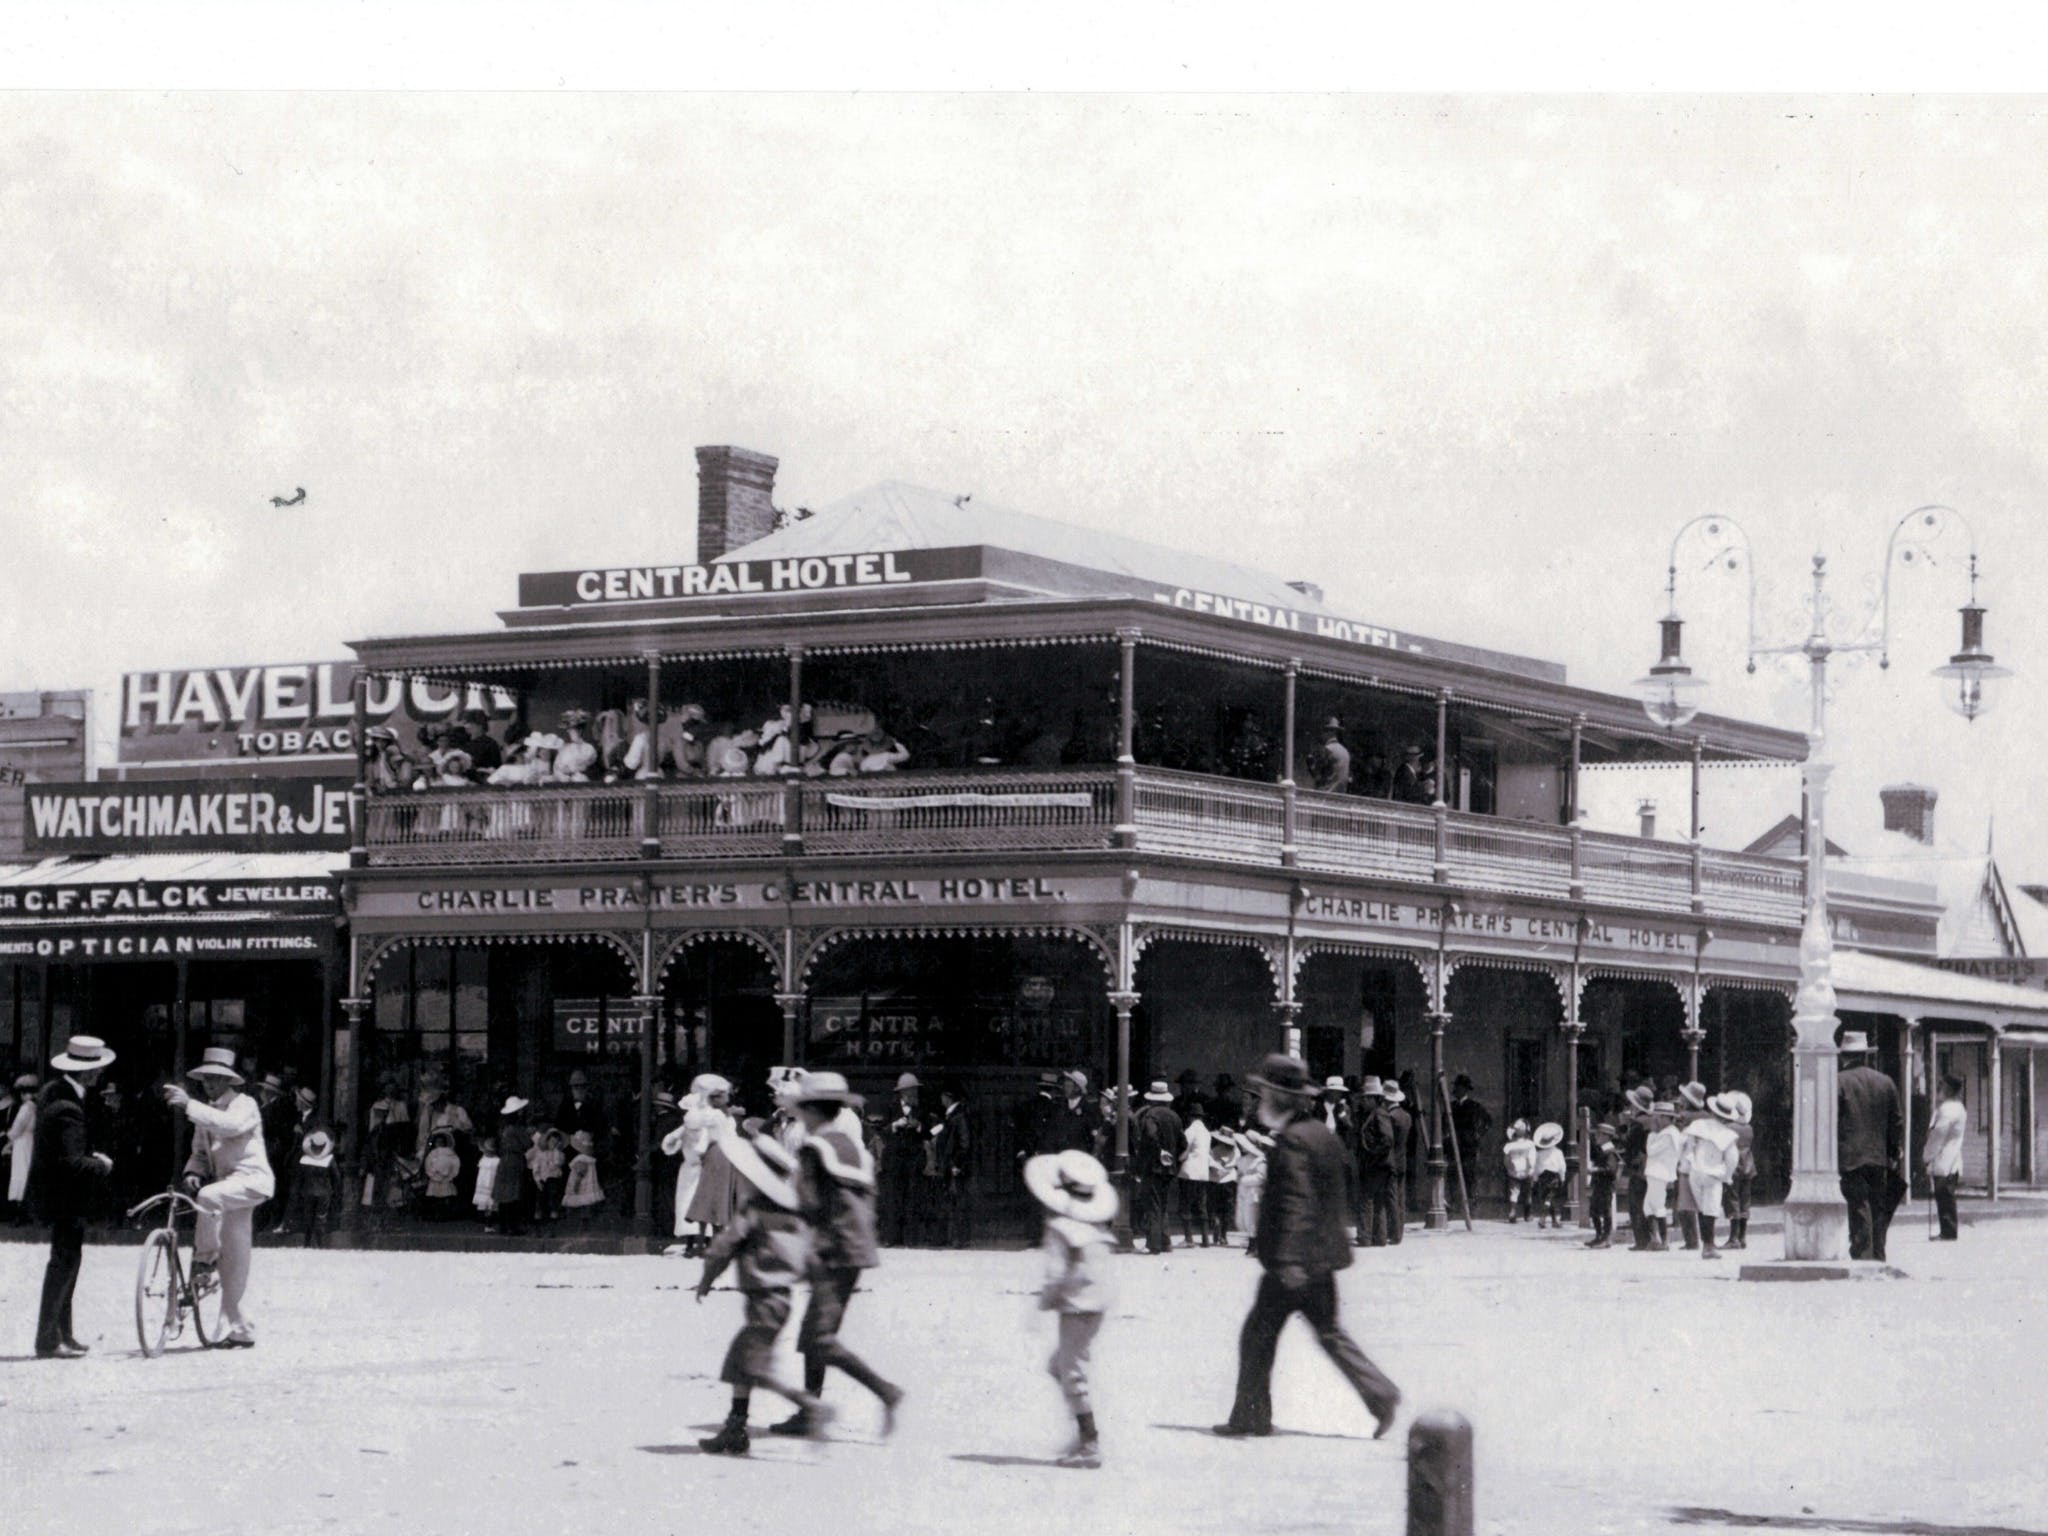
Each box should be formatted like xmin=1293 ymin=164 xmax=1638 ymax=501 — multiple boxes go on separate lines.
xmin=1026 ymin=1148 xmax=1119 ymax=1468
xmin=696 ymin=1132 xmax=835 ymax=1454
xmin=768 ymin=1073 xmax=903 ymax=1438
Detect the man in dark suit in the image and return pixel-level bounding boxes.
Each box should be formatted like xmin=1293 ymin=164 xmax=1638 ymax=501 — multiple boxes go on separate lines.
xmin=1378 ymin=1081 xmax=1413 ymax=1245
xmin=1837 ymin=1031 xmax=1904 ymax=1262
xmin=931 ymin=1082 xmax=972 ymax=1248
xmin=1132 ymin=1081 xmax=1184 ymax=1255
xmin=30 ymin=1036 xmax=117 ymax=1359
xmin=1215 ymin=1053 xmax=1401 ymax=1440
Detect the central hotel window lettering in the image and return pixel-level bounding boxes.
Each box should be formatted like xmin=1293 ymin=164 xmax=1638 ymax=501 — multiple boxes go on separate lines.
xmin=808 ymin=974 xmax=1093 ymax=1067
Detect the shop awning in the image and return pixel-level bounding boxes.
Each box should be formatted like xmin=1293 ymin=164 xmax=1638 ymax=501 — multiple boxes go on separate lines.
xmin=0 ymin=853 xmax=343 ymax=964
xmin=1831 ymin=948 xmax=2048 ymax=1029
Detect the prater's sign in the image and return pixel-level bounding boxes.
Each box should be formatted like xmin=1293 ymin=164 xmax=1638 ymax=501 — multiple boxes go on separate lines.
xmin=25 ymin=778 xmax=353 ymax=854
xmin=516 ymin=546 xmax=982 ymax=609
xmin=1934 ymin=957 xmax=2048 ymax=993
xmin=120 ymin=662 xmax=517 ymax=765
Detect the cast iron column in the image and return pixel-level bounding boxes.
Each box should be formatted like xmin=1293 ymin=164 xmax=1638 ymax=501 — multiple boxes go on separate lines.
xmin=1280 ymin=659 xmax=1299 ymax=868
xmin=782 ymin=644 xmax=805 ymax=856
xmin=349 ymin=671 xmax=370 ymax=869
xmin=337 ymin=996 xmax=370 ymax=1234
xmin=1431 ymin=689 xmax=1450 ymax=882
xmin=1563 ymin=1022 xmax=1583 ymax=1225
xmin=631 ymin=992 xmax=660 ymax=1237
xmin=775 ymin=992 xmax=805 ymax=1069
xmin=1426 ymin=1008 xmax=1451 ymax=1230
xmin=1113 ymin=629 xmax=1138 ymax=850
xmin=1110 ymin=989 xmax=1137 ymax=1250
xmin=640 ymin=650 xmax=662 ymax=859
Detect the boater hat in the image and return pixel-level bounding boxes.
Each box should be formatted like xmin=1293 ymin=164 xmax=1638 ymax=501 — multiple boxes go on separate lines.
xmin=1533 ymin=1121 xmax=1564 ymax=1150
xmin=185 ymin=1046 xmax=241 ymax=1083
xmin=1678 ymin=1081 xmax=1708 ymax=1111
xmin=1247 ymin=1053 xmax=1317 ymax=1100
xmin=1838 ymin=1030 xmax=1873 ymax=1054
xmin=14 ymin=1072 xmax=40 ymax=1091
xmin=724 ymin=1132 xmax=800 ymax=1211
xmin=1707 ymin=1092 xmax=1742 ymax=1123
xmin=1359 ymin=1075 xmax=1384 ymax=1097
xmin=1624 ymin=1084 xmax=1655 ymax=1114
xmin=51 ymin=1035 xmax=116 ymax=1073
xmin=500 ymin=1096 xmax=529 ymax=1117
xmin=1322 ymin=1076 xmax=1348 ymax=1097
xmin=1143 ymin=1079 xmax=1174 ymax=1103
xmin=795 ymin=1071 xmax=864 ymax=1110
xmin=1024 ymin=1150 xmax=1119 ymax=1224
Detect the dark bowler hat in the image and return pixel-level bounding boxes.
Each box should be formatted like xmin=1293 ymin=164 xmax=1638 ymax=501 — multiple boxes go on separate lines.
xmin=1247 ymin=1053 xmax=1316 ymax=1099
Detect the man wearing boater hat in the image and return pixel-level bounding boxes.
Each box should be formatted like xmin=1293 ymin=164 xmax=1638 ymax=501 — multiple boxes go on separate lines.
xmin=1214 ymin=1053 xmax=1401 ymax=1442
xmin=767 ymin=1072 xmax=904 ymax=1439
xmin=30 ymin=1035 xmax=117 ymax=1358
xmin=163 ymin=1046 xmax=276 ymax=1347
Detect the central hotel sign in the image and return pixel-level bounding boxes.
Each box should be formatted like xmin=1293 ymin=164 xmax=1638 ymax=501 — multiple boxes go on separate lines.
xmin=516 ymin=546 xmax=982 ymax=609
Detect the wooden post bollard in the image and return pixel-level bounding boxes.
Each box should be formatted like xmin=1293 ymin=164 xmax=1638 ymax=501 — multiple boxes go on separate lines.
xmin=1407 ymin=1410 xmax=1474 ymax=1536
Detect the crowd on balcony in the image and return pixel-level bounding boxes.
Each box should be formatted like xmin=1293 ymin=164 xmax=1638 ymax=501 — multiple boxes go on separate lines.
xmin=364 ymin=700 xmax=919 ymax=794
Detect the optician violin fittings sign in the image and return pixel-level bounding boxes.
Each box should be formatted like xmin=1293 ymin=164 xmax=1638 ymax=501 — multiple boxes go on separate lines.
xmin=119 ymin=662 xmax=517 ymax=765
xmin=24 ymin=778 xmax=354 ymax=854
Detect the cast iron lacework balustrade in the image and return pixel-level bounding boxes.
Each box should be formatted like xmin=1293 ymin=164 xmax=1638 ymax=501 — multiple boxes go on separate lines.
xmin=363 ymin=765 xmax=1804 ymax=923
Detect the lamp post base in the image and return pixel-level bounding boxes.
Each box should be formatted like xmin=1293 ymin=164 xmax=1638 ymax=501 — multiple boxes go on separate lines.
xmin=1779 ymin=1186 xmax=1851 ymax=1262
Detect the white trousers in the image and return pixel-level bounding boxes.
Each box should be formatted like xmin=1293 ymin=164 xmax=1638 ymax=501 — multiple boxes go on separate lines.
xmin=1685 ymin=1169 xmax=1726 ymax=1219
xmin=196 ymin=1175 xmax=268 ymax=1336
xmin=1642 ymin=1176 xmax=1672 ymax=1219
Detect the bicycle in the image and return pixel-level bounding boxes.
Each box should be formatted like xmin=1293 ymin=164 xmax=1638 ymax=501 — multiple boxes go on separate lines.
xmin=127 ymin=1186 xmax=225 ymax=1356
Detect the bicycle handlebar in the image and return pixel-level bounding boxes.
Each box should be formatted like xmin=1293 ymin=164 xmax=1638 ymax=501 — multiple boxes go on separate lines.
xmin=125 ymin=1188 xmax=202 ymax=1221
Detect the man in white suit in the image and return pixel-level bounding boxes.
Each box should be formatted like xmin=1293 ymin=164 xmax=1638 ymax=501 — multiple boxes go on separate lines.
xmin=163 ymin=1047 xmax=275 ymax=1348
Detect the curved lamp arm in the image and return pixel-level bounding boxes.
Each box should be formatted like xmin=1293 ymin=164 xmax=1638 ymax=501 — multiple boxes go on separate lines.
xmin=1860 ymin=504 xmax=1980 ymax=668
xmin=1663 ymin=514 xmax=1762 ymax=665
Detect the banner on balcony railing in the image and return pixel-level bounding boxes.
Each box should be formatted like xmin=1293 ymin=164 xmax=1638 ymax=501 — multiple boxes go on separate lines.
xmin=821 ymin=790 xmax=1095 ymax=812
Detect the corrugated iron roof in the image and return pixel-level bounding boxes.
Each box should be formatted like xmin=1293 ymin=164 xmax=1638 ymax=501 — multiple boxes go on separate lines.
xmin=719 ymin=480 xmax=1341 ymax=615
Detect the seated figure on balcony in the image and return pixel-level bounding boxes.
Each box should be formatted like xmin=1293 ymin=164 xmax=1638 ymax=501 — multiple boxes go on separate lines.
xmin=433 ymin=749 xmax=473 ymax=788
xmin=363 ymin=726 xmax=416 ymax=794
xmin=618 ymin=700 xmax=713 ymax=780
xmin=462 ymin=709 xmax=503 ymax=778
xmin=1311 ymin=718 xmax=1351 ymax=794
xmin=593 ymin=708 xmax=632 ymax=779
xmin=826 ymin=726 xmax=911 ymax=777
xmin=552 ymin=711 xmax=600 ymax=782
xmin=1392 ymin=745 xmax=1436 ymax=805
xmin=486 ymin=733 xmax=550 ymax=787
xmin=707 ymin=728 xmax=759 ymax=777
xmin=752 ymin=704 xmax=813 ymax=776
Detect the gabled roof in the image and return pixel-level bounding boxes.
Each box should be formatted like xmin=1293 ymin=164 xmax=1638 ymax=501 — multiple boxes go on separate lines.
xmin=721 ymin=480 xmax=1344 ymax=617
xmin=1741 ymin=814 xmax=1847 ymax=859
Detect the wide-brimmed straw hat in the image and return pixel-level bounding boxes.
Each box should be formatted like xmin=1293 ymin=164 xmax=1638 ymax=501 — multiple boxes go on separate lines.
xmin=1381 ymin=1083 xmax=1405 ymax=1106
xmin=1707 ymin=1092 xmax=1743 ymax=1123
xmin=1678 ymin=1081 xmax=1708 ymax=1111
xmin=1359 ymin=1075 xmax=1384 ymax=1097
xmin=1533 ymin=1121 xmax=1564 ymax=1150
xmin=1247 ymin=1053 xmax=1317 ymax=1099
xmin=1321 ymin=1076 xmax=1348 ymax=1097
xmin=301 ymin=1130 xmax=334 ymax=1164
xmin=1726 ymin=1090 xmax=1754 ymax=1124
xmin=724 ymin=1132 xmax=800 ymax=1211
xmin=795 ymin=1070 xmax=864 ymax=1110
xmin=894 ymin=1072 xmax=921 ymax=1092
xmin=500 ymin=1096 xmax=529 ymax=1117
xmin=569 ymin=1130 xmax=596 ymax=1154
xmin=1024 ymin=1150 xmax=1119 ymax=1224
xmin=51 ymin=1035 xmax=116 ymax=1073
xmin=1838 ymin=1030 xmax=1872 ymax=1054
xmin=1625 ymin=1085 xmax=1655 ymax=1115
xmin=185 ymin=1046 xmax=241 ymax=1083
xmin=1142 ymin=1079 xmax=1174 ymax=1103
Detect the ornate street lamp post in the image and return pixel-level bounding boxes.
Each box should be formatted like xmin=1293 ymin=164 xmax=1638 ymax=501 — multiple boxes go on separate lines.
xmin=1633 ymin=508 xmax=2009 ymax=1264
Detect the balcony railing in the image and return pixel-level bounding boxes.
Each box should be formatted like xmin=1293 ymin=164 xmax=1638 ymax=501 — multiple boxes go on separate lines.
xmin=364 ymin=767 xmax=1805 ymax=925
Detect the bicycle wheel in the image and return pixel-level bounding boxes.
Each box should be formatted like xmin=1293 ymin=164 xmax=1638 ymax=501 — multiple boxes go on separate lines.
xmin=187 ymin=1249 xmax=226 ymax=1346
xmin=135 ymin=1230 xmax=178 ymax=1357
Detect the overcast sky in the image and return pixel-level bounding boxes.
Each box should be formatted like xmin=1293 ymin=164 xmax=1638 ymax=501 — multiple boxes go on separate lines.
xmin=3 ymin=93 xmax=2042 ymax=870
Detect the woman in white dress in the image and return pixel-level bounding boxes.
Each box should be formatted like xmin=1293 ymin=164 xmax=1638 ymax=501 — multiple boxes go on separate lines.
xmin=661 ymin=1073 xmax=731 ymax=1251
xmin=6 ymin=1073 xmax=37 ymax=1212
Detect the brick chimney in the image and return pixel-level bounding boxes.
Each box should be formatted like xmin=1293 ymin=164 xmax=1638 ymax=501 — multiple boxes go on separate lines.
xmin=695 ymin=445 xmax=780 ymax=562
xmin=1879 ymin=783 xmax=1938 ymax=844
xmin=1637 ymin=799 xmax=1657 ymax=840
